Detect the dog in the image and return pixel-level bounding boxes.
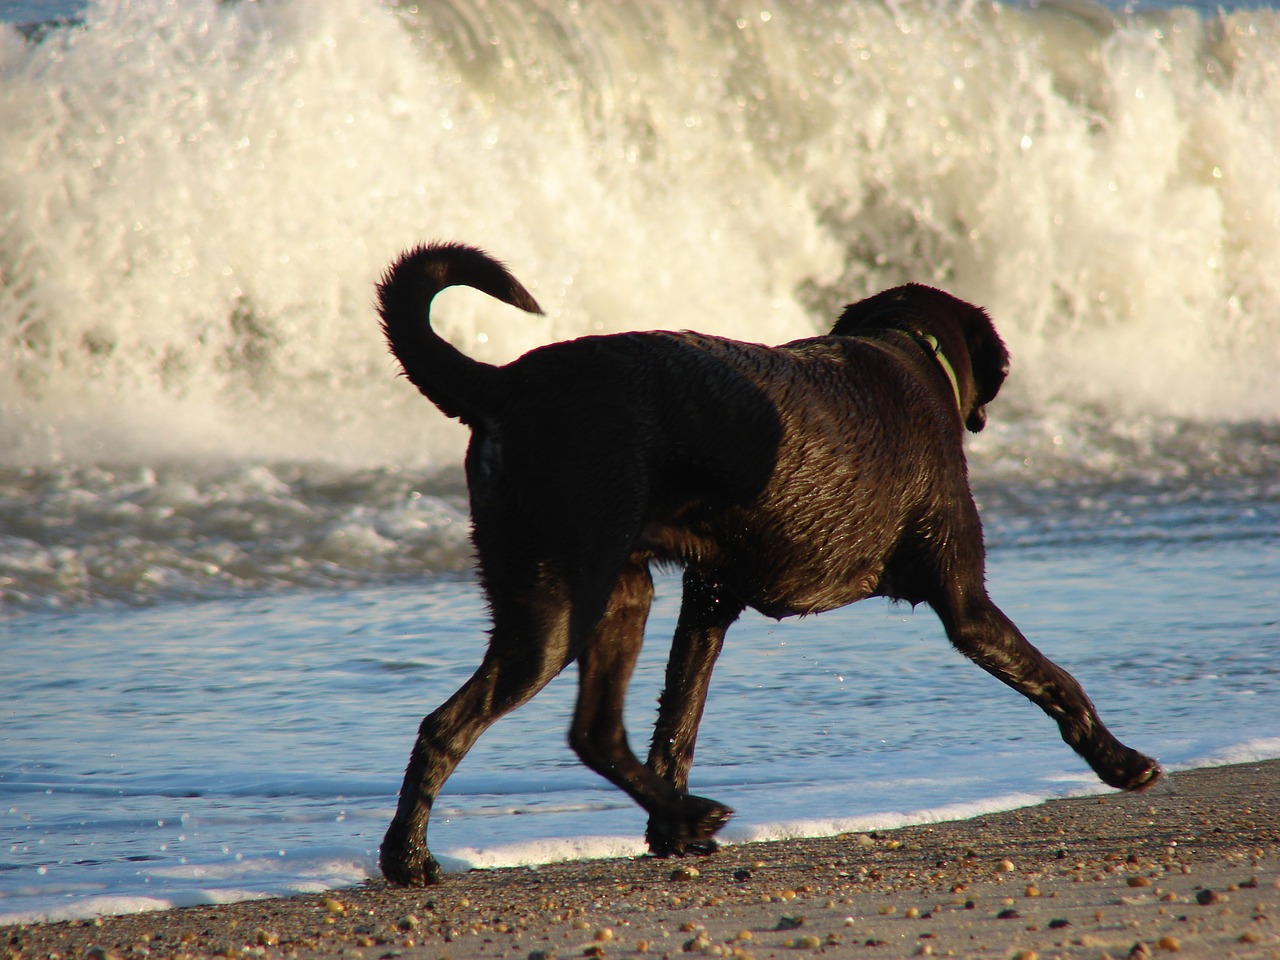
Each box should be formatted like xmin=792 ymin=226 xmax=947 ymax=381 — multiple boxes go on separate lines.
xmin=374 ymin=242 xmax=1161 ymax=886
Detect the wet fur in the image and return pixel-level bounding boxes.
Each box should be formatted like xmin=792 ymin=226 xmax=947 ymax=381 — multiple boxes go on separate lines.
xmin=375 ymin=242 xmax=1161 ymax=886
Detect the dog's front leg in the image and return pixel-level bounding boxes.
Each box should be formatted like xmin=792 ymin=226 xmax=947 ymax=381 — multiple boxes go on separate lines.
xmin=936 ymin=588 xmax=1161 ymax=792
xmin=643 ymin=571 xmax=743 ymax=856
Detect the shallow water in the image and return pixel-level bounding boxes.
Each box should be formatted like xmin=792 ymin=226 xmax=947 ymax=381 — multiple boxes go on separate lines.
xmin=4 ymin=472 xmax=1278 ymax=923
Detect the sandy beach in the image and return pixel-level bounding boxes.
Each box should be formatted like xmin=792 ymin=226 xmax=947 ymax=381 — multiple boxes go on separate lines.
xmin=5 ymin=760 xmax=1277 ymax=960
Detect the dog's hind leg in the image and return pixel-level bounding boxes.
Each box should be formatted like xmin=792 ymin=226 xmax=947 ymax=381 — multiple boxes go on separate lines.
xmin=380 ymin=591 xmax=577 ymax=886
xmin=932 ymin=575 xmax=1161 ymax=792
xmin=569 ymin=564 xmax=735 ymax=857
xmin=644 ymin=571 xmax=744 ymax=856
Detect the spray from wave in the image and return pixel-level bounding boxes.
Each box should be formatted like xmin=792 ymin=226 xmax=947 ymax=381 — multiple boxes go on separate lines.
xmin=1 ymin=0 xmax=1276 ymax=471
xmin=1 ymin=0 xmax=1277 ymax=610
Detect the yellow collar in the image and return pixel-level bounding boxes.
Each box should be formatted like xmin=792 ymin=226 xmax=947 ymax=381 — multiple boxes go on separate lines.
xmin=915 ymin=333 xmax=962 ymax=413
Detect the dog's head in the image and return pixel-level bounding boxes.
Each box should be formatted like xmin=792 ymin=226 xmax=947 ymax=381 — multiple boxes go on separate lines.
xmin=829 ymin=284 xmax=1010 ymax=432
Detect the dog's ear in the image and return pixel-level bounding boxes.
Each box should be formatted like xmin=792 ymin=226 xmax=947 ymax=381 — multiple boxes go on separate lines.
xmin=961 ymin=306 xmax=1010 ymax=433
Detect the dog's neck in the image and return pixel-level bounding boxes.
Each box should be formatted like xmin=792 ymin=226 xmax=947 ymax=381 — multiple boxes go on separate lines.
xmin=912 ymin=333 xmax=963 ymax=413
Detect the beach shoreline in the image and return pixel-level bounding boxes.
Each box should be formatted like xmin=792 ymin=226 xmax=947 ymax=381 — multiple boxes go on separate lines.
xmin=5 ymin=760 xmax=1278 ymax=960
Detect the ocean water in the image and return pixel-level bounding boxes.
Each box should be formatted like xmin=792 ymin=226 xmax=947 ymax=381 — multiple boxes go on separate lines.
xmin=2 ymin=0 xmax=1279 ymax=926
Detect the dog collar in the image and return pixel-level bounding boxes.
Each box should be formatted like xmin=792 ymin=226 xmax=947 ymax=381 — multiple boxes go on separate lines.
xmin=914 ymin=333 xmax=963 ymax=413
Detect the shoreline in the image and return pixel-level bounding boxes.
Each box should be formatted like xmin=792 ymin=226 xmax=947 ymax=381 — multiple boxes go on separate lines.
xmin=5 ymin=760 xmax=1278 ymax=960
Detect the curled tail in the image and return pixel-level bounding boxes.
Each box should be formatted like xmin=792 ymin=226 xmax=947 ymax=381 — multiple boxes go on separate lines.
xmin=376 ymin=242 xmax=543 ymax=424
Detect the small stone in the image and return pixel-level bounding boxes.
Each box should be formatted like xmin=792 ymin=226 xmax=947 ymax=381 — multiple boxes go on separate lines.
xmin=529 ymin=949 xmax=558 ymax=960
xmin=1024 ymin=884 xmax=1042 ymax=897
xmin=996 ymin=908 xmax=1020 ymax=920
xmin=254 ymin=929 xmax=278 ymax=947
xmin=1128 ymin=876 xmax=1152 ymax=888
xmin=322 ymin=897 xmax=346 ymax=915
xmin=671 ymin=866 xmax=701 ymax=881
xmin=84 ymin=948 xmax=114 ymax=960
xmin=594 ymin=929 xmax=615 ymax=942
xmin=775 ymin=916 xmax=805 ymax=931
xmin=904 ymin=907 xmax=920 ymax=919
xmin=1156 ymin=935 xmax=1181 ymax=952
xmin=1195 ymin=889 xmax=1226 ymax=905
xmin=998 ymin=859 xmax=1015 ymax=872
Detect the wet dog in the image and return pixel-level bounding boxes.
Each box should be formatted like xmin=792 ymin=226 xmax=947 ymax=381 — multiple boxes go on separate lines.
xmin=374 ymin=242 xmax=1160 ymax=885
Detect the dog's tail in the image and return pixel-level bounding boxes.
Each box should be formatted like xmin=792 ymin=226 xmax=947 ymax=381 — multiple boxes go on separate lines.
xmin=376 ymin=242 xmax=543 ymax=424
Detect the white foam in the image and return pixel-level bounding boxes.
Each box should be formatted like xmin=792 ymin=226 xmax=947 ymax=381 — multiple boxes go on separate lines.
xmin=721 ymin=792 xmax=1053 ymax=845
xmin=1 ymin=0 xmax=1276 ymax=469
xmin=0 ymin=850 xmax=374 ymax=926
xmin=1177 ymin=738 xmax=1280 ymax=771
xmin=437 ymin=836 xmax=648 ymax=874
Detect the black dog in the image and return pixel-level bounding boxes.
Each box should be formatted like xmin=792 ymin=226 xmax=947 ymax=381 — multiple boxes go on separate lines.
xmin=375 ymin=242 xmax=1160 ymax=886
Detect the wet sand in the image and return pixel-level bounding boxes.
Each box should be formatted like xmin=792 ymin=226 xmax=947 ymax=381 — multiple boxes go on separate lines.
xmin=5 ymin=760 xmax=1278 ymax=960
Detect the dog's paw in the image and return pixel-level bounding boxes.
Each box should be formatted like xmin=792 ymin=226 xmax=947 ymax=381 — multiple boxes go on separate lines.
xmin=1098 ymin=749 xmax=1163 ymax=793
xmin=1119 ymin=756 xmax=1163 ymax=792
xmin=380 ymin=827 xmax=444 ymax=887
xmin=645 ymin=829 xmax=723 ymax=858
xmin=645 ymin=796 xmax=733 ymax=858
xmin=380 ymin=849 xmax=444 ymax=887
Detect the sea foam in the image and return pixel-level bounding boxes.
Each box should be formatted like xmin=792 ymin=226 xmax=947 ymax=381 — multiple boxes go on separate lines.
xmin=1 ymin=0 xmax=1276 ymax=470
